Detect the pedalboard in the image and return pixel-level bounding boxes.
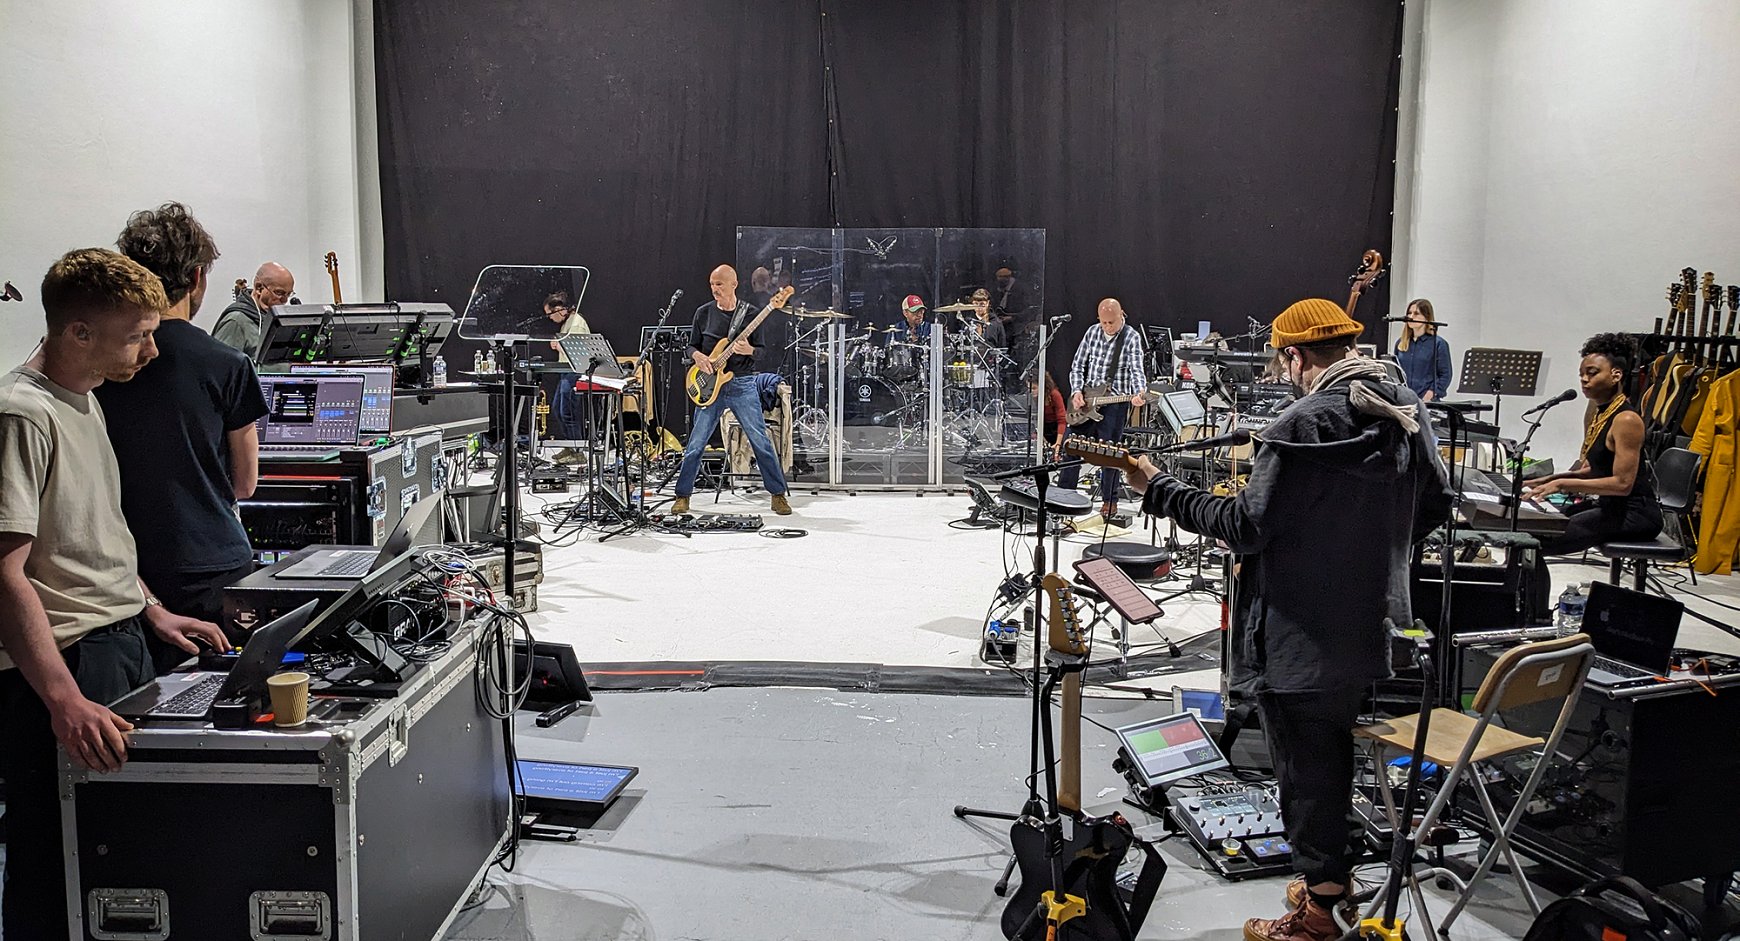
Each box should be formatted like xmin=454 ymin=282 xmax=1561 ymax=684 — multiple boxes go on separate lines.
xmin=658 ymin=512 xmax=763 ymax=533
xmin=1164 ymin=784 xmax=1294 ymax=880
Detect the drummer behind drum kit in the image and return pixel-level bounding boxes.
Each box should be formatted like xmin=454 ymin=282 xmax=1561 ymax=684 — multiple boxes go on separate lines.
xmin=782 ymin=301 xmax=1023 ymax=453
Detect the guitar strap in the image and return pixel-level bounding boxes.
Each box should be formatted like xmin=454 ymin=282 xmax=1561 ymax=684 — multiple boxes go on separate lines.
xmin=1101 ymin=327 xmax=1130 ymax=389
xmin=724 ymin=297 xmax=751 ymax=341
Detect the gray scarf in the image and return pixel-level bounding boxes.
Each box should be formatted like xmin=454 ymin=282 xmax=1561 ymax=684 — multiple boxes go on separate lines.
xmin=1309 ymin=356 xmax=1420 ymax=433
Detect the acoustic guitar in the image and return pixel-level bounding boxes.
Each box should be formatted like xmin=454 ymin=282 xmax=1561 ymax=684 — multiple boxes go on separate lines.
xmin=1000 ymin=574 xmax=1141 ymax=941
xmin=684 ymin=286 xmax=792 ymax=407
xmin=325 ymin=251 xmax=342 ymax=304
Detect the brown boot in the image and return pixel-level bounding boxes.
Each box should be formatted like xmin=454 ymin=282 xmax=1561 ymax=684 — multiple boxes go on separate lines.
xmin=1285 ymin=878 xmax=1358 ymax=928
xmin=671 ymin=496 xmax=690 ymax=515
xmin=771 ymin=493 xmax=792 ymax=516
xmin=1244 ymin=898 xmax=1339 ymax=941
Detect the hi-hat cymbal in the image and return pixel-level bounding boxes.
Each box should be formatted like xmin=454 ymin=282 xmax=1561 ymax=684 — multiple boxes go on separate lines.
xmin=792 ymin=306 xmax=849 ymax=319
xmin=934 ymin=302 xmax=977 ymax=313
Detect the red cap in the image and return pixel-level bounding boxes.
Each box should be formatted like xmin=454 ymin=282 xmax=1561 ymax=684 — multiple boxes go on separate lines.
xmin=902 ymin=294 xmax=926 ymax=311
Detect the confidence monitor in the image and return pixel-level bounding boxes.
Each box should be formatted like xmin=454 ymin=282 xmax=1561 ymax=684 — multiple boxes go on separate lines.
xmin=1155 ymin=389 xmax=1207 ymax=435
xmin=459 ymin=265 xmax=592 ymax=341
xmin=1114 ymin=711 xmax=1230 ymax=788
xmin=256 ymin=303 xmax=455 ymax=367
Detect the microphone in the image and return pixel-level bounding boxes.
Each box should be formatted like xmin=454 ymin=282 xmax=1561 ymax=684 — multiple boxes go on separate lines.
xmin=1382 ymin=316 xmax=1450 ymax=325
xmin=1159 ymin=429 xmax=1252 ymax=453
xmin=1049 ymin=313 xmax=1072 ymax=325
xmin=1 ymin=282 xmax=20 ymax=302
xmin=1522 ymin=389 xmax=1577 ymax=416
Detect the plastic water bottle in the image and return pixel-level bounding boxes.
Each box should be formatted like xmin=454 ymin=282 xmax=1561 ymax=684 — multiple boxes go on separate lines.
xmin=1556 ymin=584 xmax=1586 ymax=631
xmin=433 ymin=355 xmax=448 ymax=388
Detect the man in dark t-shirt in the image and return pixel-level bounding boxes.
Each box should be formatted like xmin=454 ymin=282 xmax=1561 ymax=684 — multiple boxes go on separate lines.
xmin=96 ymin=204 xmax=268 ymax=670
xmin=671 ymin=265 xmax=792 ymax=516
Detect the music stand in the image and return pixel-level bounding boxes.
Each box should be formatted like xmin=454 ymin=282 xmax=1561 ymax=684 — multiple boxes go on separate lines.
xmin=1457 ymin=347 xmax=1541 ymax=436
xmin=556 ymin=334 xmax=634 ymax=525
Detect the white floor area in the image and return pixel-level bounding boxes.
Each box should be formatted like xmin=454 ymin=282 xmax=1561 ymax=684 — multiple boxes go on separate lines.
xmin=515 ymin=484 xmax=1740 ymax=675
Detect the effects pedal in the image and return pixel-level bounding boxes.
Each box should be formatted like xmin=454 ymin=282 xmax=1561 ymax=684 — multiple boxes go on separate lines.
xmin=1164 ymin=784 xmax=1293 ymax=880
xmin=532 ymin=471 xmax=570 ymax=494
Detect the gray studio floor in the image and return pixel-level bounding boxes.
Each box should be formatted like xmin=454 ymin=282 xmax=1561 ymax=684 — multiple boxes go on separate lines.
xmin=446 ymin=687 xmax=1546 ymax=941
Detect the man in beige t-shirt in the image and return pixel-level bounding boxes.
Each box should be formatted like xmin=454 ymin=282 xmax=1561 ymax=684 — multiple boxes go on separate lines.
xmin=0 ymin=248 xmax=228 ymax=939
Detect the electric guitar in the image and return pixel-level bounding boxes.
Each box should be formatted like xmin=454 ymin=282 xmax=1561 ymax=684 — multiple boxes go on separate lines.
xmin=1656 ymin=268 xmax=1701 ymax=428
xmin=1066 ymin=384 xmax=1154 ymax=427
xmin=1727 ymin=284 xmax=1740 ymax=371
xmin=325 ymin=251 xmax=342 ymax=304
xmin=1680 ymin=272 xmax=1723 ymax=434
xmin=1001 ymin=575 xmax=1145 ymax=941
xmin=1062 ymin=436 xmax=1146 ymax=478
xmin=684 ymin=286 xmax=793 ymax=407
xmin=1642 ymin=282 xmax=1685 ymax=423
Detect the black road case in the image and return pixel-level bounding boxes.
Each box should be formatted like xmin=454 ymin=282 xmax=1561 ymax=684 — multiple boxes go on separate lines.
xmin=60 ymin=627 xmax=512 ymax=940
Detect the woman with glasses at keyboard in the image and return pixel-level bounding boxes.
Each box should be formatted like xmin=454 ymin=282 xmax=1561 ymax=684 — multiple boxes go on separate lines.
xmin=1522 ymin=333 xmax=1661 ymax=621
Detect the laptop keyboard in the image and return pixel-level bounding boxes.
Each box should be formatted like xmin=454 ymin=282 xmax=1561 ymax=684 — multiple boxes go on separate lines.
xmin=318 ymin=553 xmax=375 ymax=578
xmin=149 ymin=675 xmax=226 ymax=718
xmin=1593 ymin=658 xmax=1654 ymax=681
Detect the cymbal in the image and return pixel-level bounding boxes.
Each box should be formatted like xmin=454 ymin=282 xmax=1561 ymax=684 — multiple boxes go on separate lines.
xmin=876 ymin=325 xmax=904 ymax=333
xmin=797 ymin=348 xmax=830 ymax=359
xmin=792 ymin=306 xmax=849 ymax=319
xmin=933 ymin=302 xmax=977 ymax=313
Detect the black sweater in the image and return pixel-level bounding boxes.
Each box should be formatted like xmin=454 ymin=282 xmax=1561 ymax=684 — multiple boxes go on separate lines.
xmin=1143 ymin=378 xmax=1452 ymax=694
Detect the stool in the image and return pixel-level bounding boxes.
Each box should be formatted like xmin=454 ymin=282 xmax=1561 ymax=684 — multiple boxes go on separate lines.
xmin=1081 ymin=542 xmax=1173 ymax=581
xmin=1600 ymin=534 xmax=1688 ymax=590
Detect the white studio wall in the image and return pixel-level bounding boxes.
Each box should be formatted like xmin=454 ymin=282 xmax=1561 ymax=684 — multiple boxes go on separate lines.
xmin=0 ymin=0 xmax=376 ymax=369
xmin=1400 ymin=0 xmax=1740 ymax=464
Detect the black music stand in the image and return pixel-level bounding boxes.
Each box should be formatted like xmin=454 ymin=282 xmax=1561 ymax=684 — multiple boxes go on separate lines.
xmin=1457 ymin=347 xmax=1541 ymax=438
xmin=556 ymin=334 xmax=634 ymax=526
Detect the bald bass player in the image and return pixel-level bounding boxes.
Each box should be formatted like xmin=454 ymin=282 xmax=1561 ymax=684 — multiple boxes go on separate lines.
xmin=1059 ymin=298 xmax=1147 ymax=518
xmin=671 ymin=265 xmax=792 ymax=516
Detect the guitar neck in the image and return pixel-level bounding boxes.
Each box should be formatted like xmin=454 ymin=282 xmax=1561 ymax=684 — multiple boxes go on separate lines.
xmin=711 ymin=298 xmax=779 ymax=364
xmin=1059 ymin=672 xmax=1082 ymax=813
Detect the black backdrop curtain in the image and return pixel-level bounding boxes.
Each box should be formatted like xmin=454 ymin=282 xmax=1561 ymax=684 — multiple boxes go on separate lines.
xmin=376 ymin=0 xmax=1400 ymax=376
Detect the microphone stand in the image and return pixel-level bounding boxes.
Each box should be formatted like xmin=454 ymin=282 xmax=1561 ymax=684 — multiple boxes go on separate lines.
xmin=600 ymin=292 xmax=691 ymax=543
xmin=1506 ymin=404 xmax=1556 ymax=533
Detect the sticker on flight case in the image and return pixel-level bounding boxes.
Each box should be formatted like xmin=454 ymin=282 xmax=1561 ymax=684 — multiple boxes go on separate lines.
xmin=367 ymin=479 xmax=387 ymax=519
xmin=401 ymin=485 xmax=420 ymax=514
xmin=402 ymin=439 xmax=417 ymax=477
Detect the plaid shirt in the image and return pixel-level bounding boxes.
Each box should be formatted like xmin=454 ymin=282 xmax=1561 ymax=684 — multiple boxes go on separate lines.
xmin=1068 ymin=324 xmax=1147 ymax=395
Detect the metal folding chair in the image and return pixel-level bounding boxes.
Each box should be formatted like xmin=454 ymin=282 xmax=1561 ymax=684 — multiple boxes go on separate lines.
xmin=1354 ymin=632 xmax=1595 ymax=937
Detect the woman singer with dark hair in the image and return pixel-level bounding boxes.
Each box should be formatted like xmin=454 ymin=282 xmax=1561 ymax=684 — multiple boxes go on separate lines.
xmin=1522 ymin=332 xmax=1662 ymax=618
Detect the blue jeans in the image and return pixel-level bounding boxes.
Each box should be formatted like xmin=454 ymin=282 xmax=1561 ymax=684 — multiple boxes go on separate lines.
xmin=675 ymin=375 xmax=788 ymax=497
xmin=1059 ymin=401 xmax=1129 ymax=503
xmin=552 ymin=372 xmax=583 ymax=441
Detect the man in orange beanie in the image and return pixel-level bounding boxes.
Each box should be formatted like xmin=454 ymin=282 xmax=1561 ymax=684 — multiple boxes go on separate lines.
xmin=1126 ymin=299 xmax=1452 ymax=941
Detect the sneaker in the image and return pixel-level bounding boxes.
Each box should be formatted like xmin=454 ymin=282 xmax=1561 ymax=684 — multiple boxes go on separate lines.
xmin=1244 ymin=899 xmax=1339 ymax=941
xmin=1284 ymin=878 xmax=1358 ymax=927
xmin=671 ymin=496 xmax=690 ymax=515
xmin=771 ymin=493 xmax=792 ymax=516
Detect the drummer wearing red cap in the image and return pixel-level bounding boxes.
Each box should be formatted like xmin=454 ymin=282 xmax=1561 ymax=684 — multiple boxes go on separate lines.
xmin=895 ymin=294 xmax=930 ymax=345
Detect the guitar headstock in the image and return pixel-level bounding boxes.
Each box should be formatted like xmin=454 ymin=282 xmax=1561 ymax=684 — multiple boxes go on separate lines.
xmin=770 ymin=285 xmax=794 ymax=309
xmin=1041 ymin=573 xmax=1088 ymax=656
xmin=1729 ymin=284 xmax=1740 ymax=316
xmin=1680 ymin=268 xmax=1698 ymax=307
xmin=1704 ymin=272 xmax=1721 ymax=311
xmin=325 ymin=251 xmax=338 ymax=275
xmin=1062 ymin=435 xmax=1141 ymax=472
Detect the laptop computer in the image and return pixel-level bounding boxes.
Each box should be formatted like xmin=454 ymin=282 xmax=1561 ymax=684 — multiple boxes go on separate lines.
xmin=112 ymin=599 xmax=318 ymax=721
xmin=1581 ymin=581 xmax=1683 ymax=687
xmin=289 ymin=364 xmax=395 ymax=434
xmin=272 ymin=490 xmax=444 ymax=580
xmin=256 ymin=374 xmax=366 ymax=459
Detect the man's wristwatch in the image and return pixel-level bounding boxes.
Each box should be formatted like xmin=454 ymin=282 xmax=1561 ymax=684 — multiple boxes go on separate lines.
xmin=142 ymin=594 xmax=163 ymax=613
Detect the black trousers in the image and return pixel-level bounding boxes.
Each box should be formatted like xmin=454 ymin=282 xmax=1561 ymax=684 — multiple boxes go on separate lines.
xmin=1058 ymin=401 xmax=1130 ymax=503
xmin=141 ymin=562 xmax=254 ymax=675
xmin=1 ymin=617 xmax=154 ymax=940
xmin=1258 ymin=685 xmax=1368 ymax=887
xmin=1528 ymin=500 xmax=1663 ymax=618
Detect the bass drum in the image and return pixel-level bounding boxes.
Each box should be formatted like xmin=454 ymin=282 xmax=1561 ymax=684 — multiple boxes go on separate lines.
xmin=843 ymin=377 xmax=907 ymax=426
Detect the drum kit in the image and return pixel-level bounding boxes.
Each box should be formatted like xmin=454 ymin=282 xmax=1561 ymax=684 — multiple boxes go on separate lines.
xmin=783 ymin=302 xmax=1021 ymax=453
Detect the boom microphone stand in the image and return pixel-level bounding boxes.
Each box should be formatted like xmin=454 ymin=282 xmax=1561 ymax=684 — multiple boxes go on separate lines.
xmin=954 ymin=452 xmax=1083 ymax=895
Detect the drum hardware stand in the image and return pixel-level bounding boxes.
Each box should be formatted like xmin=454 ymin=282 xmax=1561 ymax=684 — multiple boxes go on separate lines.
xmin=954 ymin=452 xmax=1085 ymax=896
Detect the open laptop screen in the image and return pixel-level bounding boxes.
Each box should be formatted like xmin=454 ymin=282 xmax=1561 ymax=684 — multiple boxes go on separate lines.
xmin=1583 ymin=581 xmax=1683 ymax=674
xmin=257 ymin=376 xmax=365 ymax=446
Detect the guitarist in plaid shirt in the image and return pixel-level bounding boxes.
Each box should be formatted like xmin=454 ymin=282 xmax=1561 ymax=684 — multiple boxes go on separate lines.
xmin=1059 ymin=298 xmax=1147 ymax=518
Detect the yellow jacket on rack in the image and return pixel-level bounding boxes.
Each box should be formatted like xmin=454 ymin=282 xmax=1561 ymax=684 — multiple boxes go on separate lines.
xmin=1690 ymin=369 xmax=1740 ymax=574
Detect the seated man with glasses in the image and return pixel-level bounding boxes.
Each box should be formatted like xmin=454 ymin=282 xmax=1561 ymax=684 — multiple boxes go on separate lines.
xmin=211 ymin=261 xmax=295 ymax=356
